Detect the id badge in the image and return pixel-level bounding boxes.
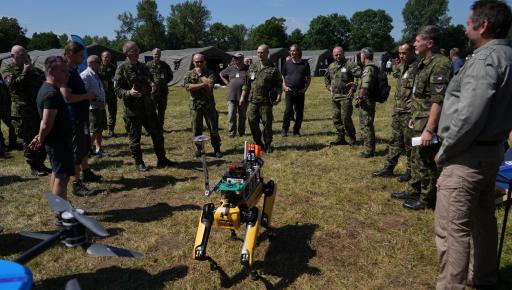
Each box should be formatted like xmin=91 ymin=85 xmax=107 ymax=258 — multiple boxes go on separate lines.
xmin=160 ymin=73 xmax=165 ymax=79
xmin=403 ymin=72 xmax=408 ymax=79
xmin=341 ymin=68 xmax=347 ymax=73
xmin=235 ymin=73 xmax=240 ymax=78
xmin=412 ymin=86 xmax=416 ymax=93
xmin=250 ymin=73 xmax=255 ymax=80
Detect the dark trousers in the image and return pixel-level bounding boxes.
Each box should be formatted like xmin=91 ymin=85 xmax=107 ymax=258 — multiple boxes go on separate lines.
xmin=282 ymin=91 xmax=305 ymax=133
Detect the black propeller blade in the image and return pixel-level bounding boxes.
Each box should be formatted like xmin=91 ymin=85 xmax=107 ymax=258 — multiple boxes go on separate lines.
xmin=86 ymin=243 xmax=143 ymax=258
xmin=44 ymin=192 xmax=72 ymax=212
xmin=19 ymin=231 xmax=53 ymax=241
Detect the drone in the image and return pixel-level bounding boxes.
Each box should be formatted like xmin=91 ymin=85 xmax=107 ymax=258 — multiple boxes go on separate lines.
xmin=192 ymin=136 xmax=277 ymax=269
xmin=0 ymin=192 xmax=143 ymax=290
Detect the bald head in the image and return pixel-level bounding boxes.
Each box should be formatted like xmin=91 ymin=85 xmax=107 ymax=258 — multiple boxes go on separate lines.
xmin=257 ymin=44 xmax=269 ymax=63
xmin=11 ymin=45 xmax=25 ymax=55
xmin=193 ymin=53 xmax=205 ymax=68
xmin=123 ymin=40 xmax=140 ymax=64
xmin=101 ymin=51 xmax=111 ymax=64
xmin=87 ymin=55 xmax=100 ymax=72
xmin=333 ymin=46 xmax=344 ymax=62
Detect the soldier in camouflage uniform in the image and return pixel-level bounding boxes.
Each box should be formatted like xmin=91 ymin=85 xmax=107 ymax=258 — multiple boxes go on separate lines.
xmin=391 ymin=26 xmax=452 ymax=210
xmin=372 ymin=43 xmax=417 ymax=181
xmin=324 ymin=46 xmax=360 ymax=145
xmin=114 ymin=41 xmax=174 ymax=172
xmin=184 ymin=53 xmax=222 ymax=157
xmin=99 ymin=51 xmax=118 ymax=137
xmin=148 ymin=48 xmax=173 ymax=128
xmin=355 ymin=47 xmax=378 ymax=158
xmin=0 ymin=72 xmax=17 ymax=152
xmin=240 ymin=44 xmax=282 ymax=153
xmin=2 ymin=45 xmax=49 ymax=176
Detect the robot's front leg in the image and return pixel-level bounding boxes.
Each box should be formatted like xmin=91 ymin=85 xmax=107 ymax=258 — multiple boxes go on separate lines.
xmin=261 ymin=180 xmax=276 ymax=229
xmin=193 ymin=203 xmax=215 ymax=260
xmin=240 ymin=207 xmax=261 ymax=266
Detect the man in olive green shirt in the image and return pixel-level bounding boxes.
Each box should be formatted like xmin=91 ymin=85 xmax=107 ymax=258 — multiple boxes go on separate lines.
xmin=184 ymin=53 xmax=222 ymax=158
xmin=148 ymin=48 xmax=173 ymax=128
xmin=99 ymin=51 xmax=117 ymax=137
xmin=114 ymin=41 xmax=174 ymax=172
xmin=240 ymin=44 xmax=282 ymax=153
xmin=324 ymin=46 xmax=360 ymax=145
xmin=434 ymin=2 xmax=512 ymax=288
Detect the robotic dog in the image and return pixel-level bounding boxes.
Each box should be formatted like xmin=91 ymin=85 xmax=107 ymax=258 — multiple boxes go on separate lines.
xmin=192 ymin=137 xmax=276 ymax=267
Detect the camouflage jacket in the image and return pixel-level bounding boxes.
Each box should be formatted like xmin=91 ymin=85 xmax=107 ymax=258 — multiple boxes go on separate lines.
xmin=0 ymin=73 xmax=11 ymax=116
xmin=1 ymin=63 xmax=44 ymax=118
xmin=411 ymin=53 xmax=452 ymax=130
xmin=324 ymin=58 xmax=361 ymax=98
xmin=242 ymin=61 xmax=282 ymax=104
xmin=357 ymin=62 xmax=378 ymax=99
xmin=99 ymin=62 xmax=117 ymax=97
xmin=114 ymin=60 xmax=154 ymax=117
xmin=393 ymin=60 xmax=418 ymax=114
xmin=147 ymin=61 xmax=173 ymax=92
xmin=184 ymin=67 xmax=216 ymax=110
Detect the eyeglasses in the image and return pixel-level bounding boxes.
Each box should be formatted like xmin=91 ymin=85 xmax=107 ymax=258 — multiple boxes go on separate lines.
xmin=194 ymin=61 xmax=204 ymax=64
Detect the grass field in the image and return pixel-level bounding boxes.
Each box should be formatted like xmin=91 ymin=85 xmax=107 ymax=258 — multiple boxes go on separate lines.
xmin=1 ymin=77 xmax=511 ymax=290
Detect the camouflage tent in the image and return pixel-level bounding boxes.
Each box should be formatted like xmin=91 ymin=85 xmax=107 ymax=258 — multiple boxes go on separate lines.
xmin=140 ymin=46 xmax=232 ymax=86
xmin=302 ymin=49 xmax=332 ymax=76
xmin=227 ymin=48 xmax=289 ymax=71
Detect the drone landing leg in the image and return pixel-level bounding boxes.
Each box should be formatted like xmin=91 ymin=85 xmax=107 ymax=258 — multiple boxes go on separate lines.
xmin=193 ymin=203 xmax=215 ymax=260
xmin=240 ymin=207 xmax=261 ymax=267
xmin=15 ymin=229 xmax=65 ymax=265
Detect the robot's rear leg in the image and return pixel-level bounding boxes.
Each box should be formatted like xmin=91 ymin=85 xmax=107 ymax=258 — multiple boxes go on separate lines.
xmin=193 ymin=203 xmax=215 ymax=260
xmin=240 ymin=207 xmax=261 ymax=267
xmin=261 ymin=180 xmax=276 ymax=230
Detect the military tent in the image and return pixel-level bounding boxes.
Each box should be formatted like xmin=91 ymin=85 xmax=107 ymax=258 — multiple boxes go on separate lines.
xmin=140 ymin=46 xmax=232 ymax=86
xmin=228 ymin=48 xmax=289 ymax=71
xmin=301 ymin=49 xmax=332 ymax=76
xmin=86 ymin=44 xmax=124 ymax=62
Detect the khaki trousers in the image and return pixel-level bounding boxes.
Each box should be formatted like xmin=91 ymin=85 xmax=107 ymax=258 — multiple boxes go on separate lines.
xmin=435 ymin=144 xmax=503 ymax=290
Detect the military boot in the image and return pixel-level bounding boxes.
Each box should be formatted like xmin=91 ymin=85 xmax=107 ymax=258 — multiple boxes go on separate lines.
xmin=72 ymin=180 xmax=93 ymax=197
xmin=329 ymin=135 xmax=348 ymax=146
xmin=82 ymin=168 xmax=102 ymax=182
xmin=397 ymin=170 xmax=411 ymax=182
xmin=372 ymin=165 xmax=394 ymax=177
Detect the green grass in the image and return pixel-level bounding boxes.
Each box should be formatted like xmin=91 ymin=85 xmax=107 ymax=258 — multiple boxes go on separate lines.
xmin=1 ymin=77 xmax=511 ymax=290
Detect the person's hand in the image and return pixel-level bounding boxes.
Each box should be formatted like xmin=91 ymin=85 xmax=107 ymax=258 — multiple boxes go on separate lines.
xmin=434 ymin=153 xmax=442 ymax=167
xmin=284 ymin=85 xmax=290 ymax=92
xmin=405 ymin=99 xmax=412 ymax=109
xmin=150 ymin=82 xmax=156 ymax=93
xmin=408 ymin=119 xmax=414 ymax=129
xmin=239 ymin=97 xmax=245 ymax=107
xmin=194 ymin=67 xmax=202 ymax=76
xmin=421 ymin=130 xmax=432 ymax=146
xmin=23 ymin=63 xmax=32 ymax=71
xmin=29 ymin=135 xmax=42 ymax=150
xmin=130 ymin=85 xmax=141 ymax=97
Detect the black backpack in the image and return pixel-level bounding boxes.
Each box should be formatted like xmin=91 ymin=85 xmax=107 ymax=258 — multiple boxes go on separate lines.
xmin=368 ymin=64 xmax=391 ymax=103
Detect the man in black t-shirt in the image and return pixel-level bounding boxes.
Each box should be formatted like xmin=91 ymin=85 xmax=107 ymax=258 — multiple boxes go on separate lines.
xmin=30 ymin=56 xmax=74 ymax=200
xmin=60 ymin=42 xmax=101 ymax=197
xmin=220 ymin=53 xmax=248 ymax=137
xmin=281 ymin=44 xmax=311 ymax=136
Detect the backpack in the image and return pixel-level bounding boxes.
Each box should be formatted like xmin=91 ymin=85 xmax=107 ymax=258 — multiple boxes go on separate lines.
xmin=368 ymin=64 xmax=391 ymax=103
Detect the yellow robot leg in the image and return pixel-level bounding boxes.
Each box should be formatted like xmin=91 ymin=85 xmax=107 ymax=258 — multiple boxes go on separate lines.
xmin=193 ymin=203 xmax=215 ymax=260
xmin=261 ymin=180 xmax=276 ymax=229
xmin=240 ymin=207 xmax=261 ymax=266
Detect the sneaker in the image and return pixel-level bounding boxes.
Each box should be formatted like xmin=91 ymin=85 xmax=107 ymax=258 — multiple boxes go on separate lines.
xmin=31 ymin=166 xmax=49 ymax=177
xmin=41 ymin=164 xmax=52 ymax=174
xmin=82 ymin=168 xmax=102 ymax=182
xmin=281 ymin=130 xmax=288 ymax=137
xmin=72 ymin=180 xmax=93 ymax=197
xmin=136 ymin=163 xmax=148 ymax=172
xmin=157 ymin=158 xmax=175 ymax=168
xmin=264 ymin=144 xmax=272 ymax=153
xmin=293 ymin=131 xmax=301 ymax=137
xmin=94 ymin=149 xmax=108 ymax=158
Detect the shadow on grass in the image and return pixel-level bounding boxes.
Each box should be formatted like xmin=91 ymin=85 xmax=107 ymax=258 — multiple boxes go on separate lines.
xmin=207 ymin=224 xmax=320 ymax=289
xmin=0 ymin=175 xmax=37 ymax=187
xmin=499 ymin=263 xmax=512 ymax=289
xmin=88 ymin=202 xmax=200 ymax=223
xmin=91 ymin=159 xmax=125 ymax=171
xmin=0 ymin=232 xmax=43 ymax=257
xmin=107 ymin=175 xmax=197 ymax=193
xmin=299 ymin=131 xmax=336 ymax=137
xmin=274 ymin=143 xmax=328 ymax=152
xmin=34 ymin=265 xmax=188 ymax=290
xmin=175 ymin=159 xmax=228 ymax=171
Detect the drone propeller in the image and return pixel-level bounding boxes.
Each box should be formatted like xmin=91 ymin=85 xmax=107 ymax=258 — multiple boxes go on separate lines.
xmin=65 ymin=279 xmax=82 ymax=290
xmin=19 ymin=231 xmax=54 ymax=241
xmin=85 ymin=243 xmax=143 ymax=258
xmin=44 ymin=193 xmax=109 ymax=237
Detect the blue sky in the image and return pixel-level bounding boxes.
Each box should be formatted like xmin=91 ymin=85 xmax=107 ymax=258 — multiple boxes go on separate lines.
xmin=2 ymin=0 xmax=477 ymax=41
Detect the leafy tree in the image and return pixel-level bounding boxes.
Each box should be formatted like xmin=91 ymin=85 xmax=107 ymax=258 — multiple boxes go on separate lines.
xmin=402 ymin=0 xmax=451 ymax=41
xmin=247 ymin=17 xmax=287 ymax=49
xmin=167 ymin=0 xmax=211 ymax=48
xmin=115 ymin=11 xmax=135 ymax=41
xmin=205 ymin=22 xmax=232 ymax=50
xmin=287 ymin=28 xmax=304 ymax=47
xmin=0 ymin=17 xmax=28 ymax=52
xmin=230 ymin=24 xmax=247 ymax=51
xmin=58 ymin=34 xmax=69 ymax=48
xmin=303 ymin=14 xmax=350 ymax=50
xmin=440 ymin=24 xmax=469 ymax=57
xmin=83 ymin=35 xmax=111 ymax=47
xmin=28 ymin=32 xmax=61 ymax=50
xmin=350 ymin=9 xmax=394 ymax=51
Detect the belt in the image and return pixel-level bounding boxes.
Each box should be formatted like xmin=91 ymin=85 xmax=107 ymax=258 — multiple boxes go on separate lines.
xmin=475 ymin=140 xmax=502 ymax=146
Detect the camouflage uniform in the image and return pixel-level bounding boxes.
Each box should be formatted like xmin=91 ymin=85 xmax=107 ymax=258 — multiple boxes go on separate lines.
xmin=1 ymin=63 xmax=46 ymax=168
xmin=407 ymin=54 xmax=452 ymax=204
xmin=0 ymin=74 xmax=16 ymax=149
xmin=99 ymin=62 xmax=117 ymax=133
xmin=324 ymin=58 xmax=361 ymax=143
xmin=242 ymin=61 xmax=282 ymax=148
xmin=384 ymin=61 xmax=417 ymax=170
xmin=114 ymin=60 xmax=167 ymax=165
xmin=147 ymin=60 xmax=173 ymax=127
xmin=356 ymin=62 xmax=378 ymax=155
xmin=184 ymin=68 xmax=221 ymax=151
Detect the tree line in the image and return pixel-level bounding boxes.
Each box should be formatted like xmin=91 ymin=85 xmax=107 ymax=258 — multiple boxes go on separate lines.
xmin=0 ymin=0 xmax=470 ymax=55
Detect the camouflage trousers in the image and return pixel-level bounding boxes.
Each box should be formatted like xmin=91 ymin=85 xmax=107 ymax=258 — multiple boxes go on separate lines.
xmin=331 ymin=96 xmax=356 ymax=141
xmin=12 ymin=116 xmax=46 ymax=167
xmin=106 ymin=92 xmax=117 ymax=132
xmin=385 ymin=112 xmax=412 ymax=170
xmin=151 ymin=88 xmax=168 ymax=128
xmin=191 ymin=105 xmax=221 ymax=150
xmin=407 ymin=139 xmax=440 ymax=203
xmin=124 ymin=108 xmax=166 ymax=164
xmin=358 ymin=99 xmax=375 ymax=154
xmin=247 ymin=102 xmax=273 ymax=146
xmin=0 ymin=108 xmax=16 ymax=147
